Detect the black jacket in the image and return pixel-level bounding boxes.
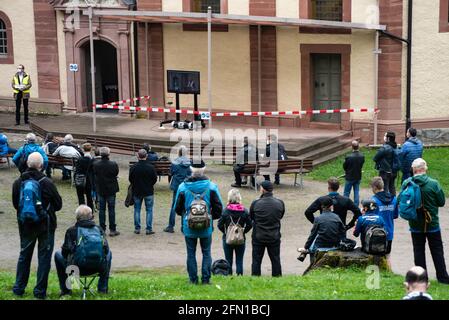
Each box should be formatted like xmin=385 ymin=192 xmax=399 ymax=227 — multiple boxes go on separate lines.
xmin=61 ymin=220 xmax=110 ymax=260
xmin=343 ymin=151 xmax=365 ymax=181
xmin=373 ymin=143 xmax=395 ymax=173
xmin=266 ymin=142 xmax=288 ymax=160
xmin=129 ymin=160 xmax=158 ymax=197
xmin=305 ymin=211 xmax=346 ymax=250
xmin=93 ymin=156 xmax=119 ymax=197
xmin=217 ymin=205 xmax=253 ymax=239
xmin=305 ymin=193 xmax=361 ymax=229
xmin=75 ymin=155 xmax=94 ymax=188
xmin=12 ymin=168 xmax=63 ymax=233
xmin=249 ymin=192 xmax=285 ymax=244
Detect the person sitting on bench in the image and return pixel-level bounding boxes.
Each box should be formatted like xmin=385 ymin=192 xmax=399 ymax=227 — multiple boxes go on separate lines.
xmin=232 ymin=137 xmax=259 ymax=188
xmin=0 ymin=131 xmax=17 ymax=158
xmin=54 ymin=205 xmax=112 ymax=296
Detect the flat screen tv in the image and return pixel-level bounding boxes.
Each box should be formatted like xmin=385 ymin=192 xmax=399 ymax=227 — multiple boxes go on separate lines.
xmin=167 ymin=70 xmax=200 ymax=95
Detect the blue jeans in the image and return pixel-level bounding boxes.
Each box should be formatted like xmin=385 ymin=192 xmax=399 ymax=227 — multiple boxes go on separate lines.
xmin=134 ymin=195 xmax=154 ymax=231
xmin=222 ymin=238 xmax=245 ymax=275
xmin=344 ymin=179 xmax=360 ymax=206
xmin=185 ymin=236 xmax=212 ymax=284
xmin=13 ymin=230 xmax=55 ymax=298
xmin=167 ymin=190 xmax=177 ymax=230
xmin=54 ymin=250 xmax=112 ymax=293
xmin=98 ymin=195 xmax=116 ymax=232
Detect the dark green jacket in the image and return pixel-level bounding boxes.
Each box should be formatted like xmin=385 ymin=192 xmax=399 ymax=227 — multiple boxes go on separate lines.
xmin=409 ymin=174 xmax=445 ymax=233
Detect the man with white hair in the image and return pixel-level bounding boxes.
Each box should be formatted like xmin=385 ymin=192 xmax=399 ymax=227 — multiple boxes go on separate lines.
xmin=403 ymin=266 xmax=432 ymax=300
xmin=53 ymin=134 xmax=82 ymax=180
xmin=54 ymin=205 xmax=112 ymax=296
xmin=12 ymin=152 xmax=62 ymax=299
xmin=12 ymin=133 xmax=48 ymax=173
xmin=93 ymin=147 xmax=120 ymax=236
xmin=405 ymin=158 xmax=449 ymax=284
xmin=175 ymin=159 xmax=223 ymax=284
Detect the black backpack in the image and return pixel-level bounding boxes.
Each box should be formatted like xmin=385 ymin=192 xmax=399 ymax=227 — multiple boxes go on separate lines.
xmin=212 ymin=259 xmax=231 ymax=276
xmin=363 ymin=225 xmax=388 ymax=255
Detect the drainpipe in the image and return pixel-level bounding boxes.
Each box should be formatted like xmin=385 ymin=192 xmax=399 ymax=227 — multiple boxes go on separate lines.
xmin=132 ymin=4 xmax=140 ymax=102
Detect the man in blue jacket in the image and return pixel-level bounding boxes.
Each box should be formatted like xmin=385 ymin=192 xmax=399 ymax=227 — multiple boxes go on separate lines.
xmin=371 ymin=177 xmax=398 ymax=255
xmin=175 ymin=160 xmax=223 ymax=284
xmin=400 ymin=128 xmax=423 ymax=182
xmin=13 ymin=133 xmax=48 ymax=173
xmin=0 ymin=132 xmax=17 ymax=157
xmin=164 ymin=145 xmax=191 ymax=233
xmin=353 ymin=199 xmax=386 ymax=249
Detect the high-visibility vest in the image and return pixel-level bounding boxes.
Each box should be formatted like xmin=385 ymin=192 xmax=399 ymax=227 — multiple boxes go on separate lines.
xmin=13 ymin=74 xmax=31 ymax=94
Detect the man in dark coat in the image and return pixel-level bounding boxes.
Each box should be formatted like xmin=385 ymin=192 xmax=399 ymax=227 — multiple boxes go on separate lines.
xmin=399 ymin=127 xmax=423 ymax=182
xmin=12 ymin=152 xmax=62 ymax=299
xmin=373 ymin=131 xmax=399 ymax=195
xmin=343 ymin=140 xmax=365 ymax=206
xmin=263 ymin=134 xmax=288 ymax=185
xmin=232 ymin=137 xmax=259 ymax=188
xmin=93 ymin=147 xmax=120 ymax=236
xmin=250 ymin=181 xmax=285 ymax=277
xmin=129 ymin=149 xmax=158 ymax=234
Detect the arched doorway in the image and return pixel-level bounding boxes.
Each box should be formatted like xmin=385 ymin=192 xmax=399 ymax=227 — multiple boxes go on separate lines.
xmin=82 ymin=40 xmax=119 ymax=111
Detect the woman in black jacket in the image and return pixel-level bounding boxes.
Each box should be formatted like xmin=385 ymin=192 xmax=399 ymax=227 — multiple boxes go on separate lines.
xmin=74 ymin=143 xmax=94 ymax=210
xmin=218 ymin=189 xmax=252 ymax=275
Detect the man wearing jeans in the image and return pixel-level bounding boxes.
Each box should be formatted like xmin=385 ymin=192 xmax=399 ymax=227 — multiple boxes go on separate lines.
xmin=129 ymin=149 xmax=158 ymax=235
xmin=406 ymin=158 xmax=449 ymax=284
xmin=343 ymin=140 xmax=364 ymax=206
xmin=12 ymin=152 xmax=62 ymax=299
xmin=93 ymin=147 xmax=120 ymax=237
xmin=175 ymin=160 xmax=223 ymax=284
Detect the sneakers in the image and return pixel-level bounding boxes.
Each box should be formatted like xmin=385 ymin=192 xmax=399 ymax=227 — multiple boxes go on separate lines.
xmin=134 ymin=229 xmax=140 ymax=235
xmin=109 ymin=230 xmax=120 ymax=237
xmin=163 ymin=227 xmax=174 ymax=233
xmin=146 ymin=230 xmax=155 ymax=235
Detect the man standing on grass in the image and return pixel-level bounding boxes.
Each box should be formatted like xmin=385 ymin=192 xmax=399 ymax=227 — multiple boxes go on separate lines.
xmin=343 ymin=140 xmax=364 ymax=206
xmin=399 ymin=127 xmax=423 ymax=182
xmin=406 ymin=158 xmax=449 ymax=284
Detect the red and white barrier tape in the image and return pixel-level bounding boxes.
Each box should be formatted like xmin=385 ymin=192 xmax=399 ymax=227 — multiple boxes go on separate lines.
xmin=95 ymin=105 xmax=379 ymax=117
xmin=94 ymin=95 xmax=150 ymax=108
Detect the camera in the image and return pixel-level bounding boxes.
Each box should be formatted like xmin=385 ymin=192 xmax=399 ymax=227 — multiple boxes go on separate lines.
xmin=297 ymin=248 xmax=309 ymax=262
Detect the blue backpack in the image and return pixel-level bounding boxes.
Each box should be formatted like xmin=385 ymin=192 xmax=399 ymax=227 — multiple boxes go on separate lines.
xmin=18 ymin=177 xmax=47 ymax=224
xmin=73 ymin=226 xmax=105 ymax=270
xmin=398 ymin=177 xmax=421 ymax=221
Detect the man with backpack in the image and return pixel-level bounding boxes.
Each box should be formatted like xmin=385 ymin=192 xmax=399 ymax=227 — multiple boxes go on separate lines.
xmin=400 ymin=158 xmax=449 ymax=284
xmin=353 ymin=199 xmax=387 ymax=254
xmin=373 ymin=131 xmax=400 ymax=195
xmin=305 ymin=177 xmax=361 ymax=231
xmin=13 ymin=133 xmax=48 ymax=173
xmin=250 ymin=181 xmax=285 ymax=277
xmin=371 ymin=176 xmax=398 ymax=256
xmin=175 ymin=160 xmax=223 ymax=284
xmin=54 ymin=205 xmax=112 ymax=296
xmin=11 ymin=152 xmax=62 ymax=299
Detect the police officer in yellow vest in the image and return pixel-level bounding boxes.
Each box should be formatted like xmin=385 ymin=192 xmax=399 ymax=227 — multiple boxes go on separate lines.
xmin=11 ymin=64 xmax=32 ymax=126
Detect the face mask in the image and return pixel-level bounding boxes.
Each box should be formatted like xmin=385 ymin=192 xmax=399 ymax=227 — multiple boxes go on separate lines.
xmin=17 ymin=69 xmax=23 ymax=73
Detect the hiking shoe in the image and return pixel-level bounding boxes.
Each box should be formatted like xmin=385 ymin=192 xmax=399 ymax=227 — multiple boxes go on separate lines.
xmin=109 ymin=230 xmax=120 ymax=237
xmin=146 ymin=230 xmax=155 ymax=235
xmin=231 ymin=183 xmax=242 ymax=188
xmin=163 ymin=227 xmax=174 ymax=233
xmin=134 ymin=229 xmax=140 ymax=235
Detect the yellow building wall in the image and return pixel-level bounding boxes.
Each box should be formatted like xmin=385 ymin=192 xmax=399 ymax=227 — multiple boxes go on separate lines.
xmin=163 ymin=24 xmax=251 ymax=111
xmin=0 ymin=0 xmax=39 ymax=98
xmin=407 ymin=0 xmax=449 ymax=119
xmin=277 ymin=0 xmax=298 ymax=18
xmin=352 ymin=0 xmax=379 ymax=24
xmin=162 ymin=0 xmax=183 ymax=12
xmin=228 ymin=0 xmax=249 ymax=15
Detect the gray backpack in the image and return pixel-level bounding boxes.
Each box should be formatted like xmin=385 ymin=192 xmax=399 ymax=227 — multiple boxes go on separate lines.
xmin=187 ymin=190 xmax=210 ymax=230
xmin=364 ymin=226 xmax=388 ymax=255
xmin=225 ymin=217 xmax=245 ymax=245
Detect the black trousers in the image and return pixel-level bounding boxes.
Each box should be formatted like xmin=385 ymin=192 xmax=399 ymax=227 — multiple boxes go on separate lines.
xmin=379 ymin=171 xmax=397 ymax=196
xmin=76 ymin=184 xmax=94 ymax=211
xmin=251 ymin=239 xmax=282 ymax=277
xmin=15 ymin=92 xmax=29 ymax=124
xmin=234 ymin=165 xmax=255 ymax=186
xmin=411 ymin=231 xmax=449 ymax=284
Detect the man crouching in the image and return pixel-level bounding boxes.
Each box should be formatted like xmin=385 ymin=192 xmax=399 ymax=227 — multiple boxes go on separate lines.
xmin=54 ymin=205 xmax=112 ymax=296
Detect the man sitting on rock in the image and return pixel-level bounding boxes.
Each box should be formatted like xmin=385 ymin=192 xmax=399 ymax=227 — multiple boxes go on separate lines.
xmin=353 ymin=199 xmax=386 ymax=250
xmin=301 ymin=196 xmax=346 ymax=262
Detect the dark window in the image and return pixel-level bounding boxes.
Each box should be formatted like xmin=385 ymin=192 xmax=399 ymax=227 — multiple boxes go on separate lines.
xmin=311 ymin=0 xmax=343 ymax=21
xmin=0 ymin=19 xmax=7 ymax=56
xmin=192 ymin=0 xmax=221 ymax=13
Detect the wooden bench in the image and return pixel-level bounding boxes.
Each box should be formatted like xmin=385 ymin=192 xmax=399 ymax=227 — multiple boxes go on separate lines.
xmin=29 ymin=122 xmax=47 ymax=138
xmin=129 ymin=160 xmax=172 ymax=182
xmin=47 ymin=155 xmax=78 ymax=185
xmin=239 ymin=159 xmax=314 ymax=189
xmin=0 ymin=153 xmax=15 ymax=168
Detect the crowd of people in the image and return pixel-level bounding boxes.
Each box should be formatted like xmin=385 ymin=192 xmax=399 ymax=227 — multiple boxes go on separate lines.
xmin=0 ymin=127 xmax=447 ymax=300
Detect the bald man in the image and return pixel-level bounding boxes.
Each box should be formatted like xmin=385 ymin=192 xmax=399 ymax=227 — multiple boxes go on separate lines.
xmin=12 ymin=152 xmax=62 ymax=299
xmin=343 ymin=140 xmax=365 ymax=206
xmin=403 ymin=266 xmax=432 ymax=300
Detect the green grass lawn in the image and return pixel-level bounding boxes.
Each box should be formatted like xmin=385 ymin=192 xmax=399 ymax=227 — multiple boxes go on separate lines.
xmin=307 ymin=147 xmax=449 ymax=194
xmin=1 ymin=268 xmax=448 ymax=300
